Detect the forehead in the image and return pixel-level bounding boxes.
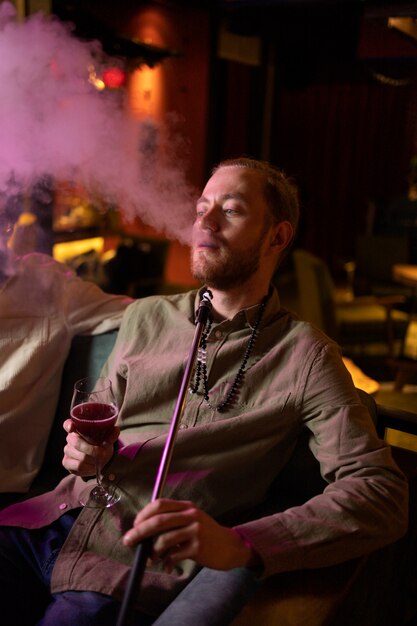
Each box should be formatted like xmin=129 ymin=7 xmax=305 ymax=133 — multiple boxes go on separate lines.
xmin=202 ymin=166 xmax=267 ymax=201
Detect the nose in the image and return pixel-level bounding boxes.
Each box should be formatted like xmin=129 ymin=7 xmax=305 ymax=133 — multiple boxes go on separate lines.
xmin=197 ymin=206 xmax=220 ymax=232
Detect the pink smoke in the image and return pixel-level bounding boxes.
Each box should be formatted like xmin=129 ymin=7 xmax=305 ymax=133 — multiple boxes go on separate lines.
xmin=0 ymin=2 xmax=196 ymax=244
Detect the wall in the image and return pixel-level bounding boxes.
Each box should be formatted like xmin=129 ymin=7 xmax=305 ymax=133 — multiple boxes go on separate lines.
xmin=115 ymin=3 xmax=211 ymax=288
xmin=209 ymin=10 xmax=417 ymax=276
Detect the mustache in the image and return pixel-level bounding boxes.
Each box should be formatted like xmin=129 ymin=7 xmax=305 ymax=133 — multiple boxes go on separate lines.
xmin=193 ymin=234 xmax=225 ymax=248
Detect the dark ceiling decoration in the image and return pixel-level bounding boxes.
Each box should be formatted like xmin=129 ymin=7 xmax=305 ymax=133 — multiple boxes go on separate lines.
xmin=370 ymin=68 xmax=414 ymax=85
xmin=104 ymin=35 xmax=179 ymax=68
xmin=51 ymin=1 xmax=179 ymax=67
xmin=51 ymin=0 xmax=417 ymax=69
xmin=218 ymin=0 xmax=417 ymax=9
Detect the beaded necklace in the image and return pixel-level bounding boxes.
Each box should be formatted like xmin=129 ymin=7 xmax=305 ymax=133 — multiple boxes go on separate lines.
xmin=189 ymin=295 xmax=268 ymax=412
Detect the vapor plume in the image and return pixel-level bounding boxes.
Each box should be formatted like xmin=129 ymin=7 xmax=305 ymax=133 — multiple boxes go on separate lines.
xmin=0 ymin=1 xmax=196 ymax=245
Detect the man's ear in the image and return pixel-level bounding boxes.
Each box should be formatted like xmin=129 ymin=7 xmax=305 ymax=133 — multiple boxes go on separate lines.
xmin=270 ymin=221 xmax=294 ymax=253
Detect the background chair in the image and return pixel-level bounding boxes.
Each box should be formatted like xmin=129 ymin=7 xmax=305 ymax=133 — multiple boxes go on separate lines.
xmin=387 ymin=274 xmax=417 ymax=392
xmin=351 ymin=233 xmax=411 ymax=298
xmin=103 ymin=236 xmax=169 ymax=298
xmin=286 ymin=248 xmax=409 ymax=360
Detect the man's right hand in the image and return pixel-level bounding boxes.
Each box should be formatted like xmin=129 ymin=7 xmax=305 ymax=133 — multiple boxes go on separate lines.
xmin=62 ymin=419 xmax=120 ymax=477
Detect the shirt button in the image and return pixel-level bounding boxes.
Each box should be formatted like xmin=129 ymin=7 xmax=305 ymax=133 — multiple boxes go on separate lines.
xmin=59 ymin=503 xmax=68 ymax=510
xmin=179 ymin=424 xmax=188 ymax=430
xmin=215 ymin=330 xmax=222 ymax=338
xmin=108 ymin=473 xmax=116 ymax=481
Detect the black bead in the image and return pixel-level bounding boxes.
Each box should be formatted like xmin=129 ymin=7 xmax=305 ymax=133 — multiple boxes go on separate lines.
xmin=189 ymin=295 xmax=267 ymax=411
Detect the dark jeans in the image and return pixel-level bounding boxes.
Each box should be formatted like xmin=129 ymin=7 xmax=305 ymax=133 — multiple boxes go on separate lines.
xmin=153 ymin=566 xmax=261 ymax=626
xmin=0 ymin=512 xmax=154 ymax=626
xmin=0 ymin=512 xmax=260 ymax=626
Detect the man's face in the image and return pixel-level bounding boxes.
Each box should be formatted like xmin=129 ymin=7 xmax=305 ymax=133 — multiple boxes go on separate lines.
xmin=191 ymin=166 xmax=274 ymax=289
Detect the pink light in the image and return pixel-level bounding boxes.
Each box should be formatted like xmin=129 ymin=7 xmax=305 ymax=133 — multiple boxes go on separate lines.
xmin=102 ymin=67 xmax=126 ymax=89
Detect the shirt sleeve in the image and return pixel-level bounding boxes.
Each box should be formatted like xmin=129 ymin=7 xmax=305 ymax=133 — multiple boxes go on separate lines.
xmin=235 ymin=341 xmax=409 ymax=578
xmin=51 ymin=257 xmax=133 ymax=335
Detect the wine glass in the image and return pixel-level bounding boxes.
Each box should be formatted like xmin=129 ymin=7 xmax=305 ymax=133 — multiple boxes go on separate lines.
xmin=70 ymin=376 xmax=120 ymax=508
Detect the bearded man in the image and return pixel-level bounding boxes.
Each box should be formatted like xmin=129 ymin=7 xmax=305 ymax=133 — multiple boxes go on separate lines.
xmin=0 ymin=158 xmax=407 ymax=626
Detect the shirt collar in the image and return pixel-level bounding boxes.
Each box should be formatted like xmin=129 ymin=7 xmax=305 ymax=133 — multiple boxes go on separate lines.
xmin=193 ymin=284 xmax=281 ymax=330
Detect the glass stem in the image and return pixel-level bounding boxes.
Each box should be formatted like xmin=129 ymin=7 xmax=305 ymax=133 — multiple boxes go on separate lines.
xmin=95 ymin=454 xmax=103 ymax=489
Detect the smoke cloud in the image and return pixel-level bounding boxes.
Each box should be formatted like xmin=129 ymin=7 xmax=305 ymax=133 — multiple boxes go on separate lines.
xmin=0 ymin=2 xmax=196 ymax=246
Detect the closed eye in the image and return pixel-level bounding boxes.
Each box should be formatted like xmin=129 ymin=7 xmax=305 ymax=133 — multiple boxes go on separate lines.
xmin=195 ymin=202 xmax=208 ymax=218
xmin=223 ymin=202 xmax=244 ymax=216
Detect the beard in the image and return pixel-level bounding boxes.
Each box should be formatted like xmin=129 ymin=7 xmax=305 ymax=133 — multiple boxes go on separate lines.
xmin=191 ymin=237 xmax=265 ymax=290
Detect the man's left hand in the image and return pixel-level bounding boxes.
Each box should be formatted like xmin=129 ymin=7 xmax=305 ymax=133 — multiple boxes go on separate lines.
xmin=122 ymin=498 xmax=260 ymax=573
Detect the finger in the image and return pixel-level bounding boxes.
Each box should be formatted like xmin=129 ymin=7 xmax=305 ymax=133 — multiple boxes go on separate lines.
xmin=160 ymin=542 xmax=192 ymax=574
xmin=123 ymin=505 xmax=196 ymax=547
xmin=133 ymin=499 xmax=193 ymax=525
xmin=64 ymin=419 xmax=75 ymax=433
xmin=135 ymin=503 xmax=198 ymax=536
xmin=67 ymin=432 xmax=110 ymax=460
xmin=152 ymin=527 xmax=196 ymax=559
xmin=123 ymin=512 xmax=187 ymax=546
xmin=63 ymin=452 xmax=96 ymax=476
xmin=65 ymin=434 xmax=95 ymax=459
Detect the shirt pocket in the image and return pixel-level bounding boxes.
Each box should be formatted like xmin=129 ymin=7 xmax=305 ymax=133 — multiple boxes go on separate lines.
xmin=0 ymin=317 xmax=49 ymax=390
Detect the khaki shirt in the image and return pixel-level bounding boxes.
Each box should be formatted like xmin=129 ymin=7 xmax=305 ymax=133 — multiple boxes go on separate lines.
xmin=0 ymin=288 xmax=408 ymax=616
xmin=0 ymin=252 xmax=132 ymax=492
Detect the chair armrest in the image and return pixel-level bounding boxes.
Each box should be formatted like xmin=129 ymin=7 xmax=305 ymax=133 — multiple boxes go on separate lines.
xmin=373 ymin=295 xmax=407 ymax=307
xmin=376 ymin=404 xmax=417 ymax=479
xmin=231 ymin=558 xmax=364 ymax=626
xmin=334 ymin=294 xmax=406 ymax=308
xmin=376 ymin=404 xmax=417 ymax=438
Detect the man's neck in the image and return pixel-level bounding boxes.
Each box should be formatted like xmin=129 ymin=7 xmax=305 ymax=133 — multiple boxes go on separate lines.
xmin=208 ymin=282 xmax=271 ymax=321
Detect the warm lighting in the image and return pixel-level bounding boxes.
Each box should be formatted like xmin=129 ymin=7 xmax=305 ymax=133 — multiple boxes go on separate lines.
xmin=88 ymin=65 xmax=105 ymax=91
xmin=102 ymin=67 xmax=126 ymax=89
xmin=127 ymin=7 xmax=172 ymax=119
xmin=53 ymin=237 xmax=104 ymax=263
xmin=16 ymin=211 xmax=36 ymax=227
xmin=88 ymin=65 xmax=127 ymax=91
xmin=218 ymin=19 xmax=261 ymax=66
xmin=129 ymin=64 xmax=164 ymax=118
xmin=388 ymin=17 xmax=417 ymax=41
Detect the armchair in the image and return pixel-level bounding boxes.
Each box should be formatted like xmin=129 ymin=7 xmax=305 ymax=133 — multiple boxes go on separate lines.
xmin=352 ymin=234 xmax=410 ymax=298
xmin=290 ymin=249 xmax=409 ymax=358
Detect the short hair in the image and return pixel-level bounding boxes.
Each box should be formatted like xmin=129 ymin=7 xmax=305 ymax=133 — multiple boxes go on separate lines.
xmin=212 ymin=157 xmax=300 ymax=237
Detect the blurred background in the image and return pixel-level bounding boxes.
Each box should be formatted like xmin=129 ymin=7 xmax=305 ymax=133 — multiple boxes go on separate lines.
xmin=4 ymin=0 xmax=417 ymax=403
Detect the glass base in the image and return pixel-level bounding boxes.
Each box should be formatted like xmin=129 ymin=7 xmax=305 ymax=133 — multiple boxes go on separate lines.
xmin=79 ymin=483 xmax=121 ymax=509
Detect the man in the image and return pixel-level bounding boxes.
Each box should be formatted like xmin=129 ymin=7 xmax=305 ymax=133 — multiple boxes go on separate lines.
xmin=0 ymin=209 xmax=132 ymax=493
xmin=0 ymin=158 xmax=408 ymax=625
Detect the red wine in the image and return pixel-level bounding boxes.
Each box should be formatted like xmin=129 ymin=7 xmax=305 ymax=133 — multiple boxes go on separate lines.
xmin=71 ymin=402 xmax=118 ymax=444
